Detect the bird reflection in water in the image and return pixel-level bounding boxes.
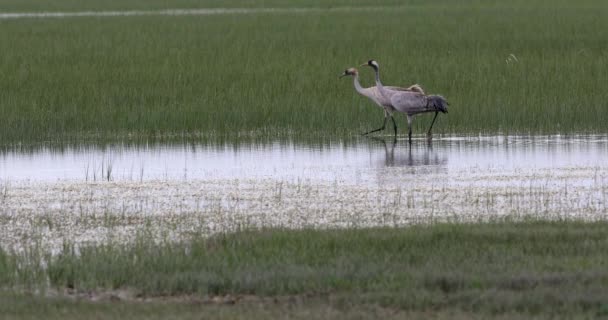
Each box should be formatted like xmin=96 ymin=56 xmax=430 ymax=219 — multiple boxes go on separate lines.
xmin=369 ymin=137 xmax=448 ymax=169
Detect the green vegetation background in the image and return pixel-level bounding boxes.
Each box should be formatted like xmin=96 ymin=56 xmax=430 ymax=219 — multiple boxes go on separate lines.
xmin=3 ymin=221 xmax=608 ymax=318
xmin=1 ymin=0 xmax=607 ymax=143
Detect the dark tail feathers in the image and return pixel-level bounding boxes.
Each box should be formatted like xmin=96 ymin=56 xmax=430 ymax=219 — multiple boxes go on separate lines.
xmin=428 ymin=95 xmax=449 ymax=114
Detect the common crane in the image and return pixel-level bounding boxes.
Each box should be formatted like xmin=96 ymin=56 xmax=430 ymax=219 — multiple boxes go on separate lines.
xmin=362 ymin=60 xmax=448 ymax=144
xmin=340 ymin=67 xmax=425 ymax=137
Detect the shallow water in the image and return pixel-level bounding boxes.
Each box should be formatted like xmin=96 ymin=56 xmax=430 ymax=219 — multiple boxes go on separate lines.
xmin=1 ymin=135 xmax=607 ymax=185
xmin=1 ymin=135 xmax=607 ymax=252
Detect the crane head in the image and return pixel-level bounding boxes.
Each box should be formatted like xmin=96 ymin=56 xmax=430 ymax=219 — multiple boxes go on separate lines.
xmin=339 ymin=68 xmax=358 ymax=79
xmin=360 ymin=60 xmax=379 ymax=70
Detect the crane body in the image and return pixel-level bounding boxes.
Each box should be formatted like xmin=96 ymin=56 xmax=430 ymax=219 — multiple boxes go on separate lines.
xmin=340 ymin=67 xmax=425 ymax=136
xmin=362 ymin=60 xmax=448 ymax=144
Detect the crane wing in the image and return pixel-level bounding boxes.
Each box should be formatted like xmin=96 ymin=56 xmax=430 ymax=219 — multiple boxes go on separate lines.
xmin=390 ymin=91 xmax=434 ymax=115
xmin=359 ymin=85 xmax=428 ymax=109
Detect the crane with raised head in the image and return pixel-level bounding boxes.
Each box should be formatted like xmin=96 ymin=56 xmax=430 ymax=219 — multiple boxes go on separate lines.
xmin=361 ymin=60 xmax=448 ymax=144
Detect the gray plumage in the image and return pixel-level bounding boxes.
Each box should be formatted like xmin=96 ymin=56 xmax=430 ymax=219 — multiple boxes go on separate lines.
xmin=359 ymin=85 xmax=426 ymax=111
xmin=388 ymin=91 xmax=448 ymax=115
xmin=427 ymin=95 xmax=449 ymax=113
xmin=363 ymin=60 xmax=449 ymax=144
xmin=340 ymin=67 xmax=425 ymax=136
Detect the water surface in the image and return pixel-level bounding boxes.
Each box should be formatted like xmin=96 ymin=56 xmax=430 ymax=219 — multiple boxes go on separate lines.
xmin=2 ymin=135 xmax=607 ymax=252
xmin=1 ymin=135 xmax=607 ymax=185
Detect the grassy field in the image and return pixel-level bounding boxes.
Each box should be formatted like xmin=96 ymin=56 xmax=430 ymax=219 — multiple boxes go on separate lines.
xmin=2 ymin=221 xmax=608 ymax=319
xmin=1 ymin=1 xmax=608 ymax=144
xmin=2 ymin=2 xmax=607 ymax=318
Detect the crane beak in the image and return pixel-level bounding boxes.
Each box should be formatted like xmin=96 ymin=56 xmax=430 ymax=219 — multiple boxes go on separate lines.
xmin=339 ymin=72 xmax=347 ymax=79
xmin=359 ymin=63 xmax=368 ymax=67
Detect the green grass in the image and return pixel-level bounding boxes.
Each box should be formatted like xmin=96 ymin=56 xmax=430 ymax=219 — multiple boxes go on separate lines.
xmin=1 ymin=0 xmax=608 ymax=144
xmin=3 ymin=293 xmax=602 ymax=320
xmin=2 ymin=221 xmax=608 ymax=318
xmin=0 ymin=292 xmax=403 ymax=320
xmin=5 ymin=293 xmax=582 ymax=320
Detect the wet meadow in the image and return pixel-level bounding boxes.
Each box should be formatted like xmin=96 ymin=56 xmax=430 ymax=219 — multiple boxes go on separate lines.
xmin=1 ymin=0 xmax=608 ymax=143
xmin=1 ymin=0 xmax=608 ymax=318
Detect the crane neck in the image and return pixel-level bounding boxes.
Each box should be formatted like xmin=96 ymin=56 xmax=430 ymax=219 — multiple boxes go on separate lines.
xmin=373 ymin=67 xmax=388 ymax=96
xmin=352 ymin=73 xmax=366 ymax=95
xmin=374 ymin=68 xmax=384 ymax=90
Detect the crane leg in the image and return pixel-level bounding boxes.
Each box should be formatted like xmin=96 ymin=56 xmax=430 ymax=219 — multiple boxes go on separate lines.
xmin=390 ymin=115 xmax=397 ymax=137
xmin=407 ymin=115 xmax=413 ymax=145
xmin=362 ymin=116 xmax=387 ymax=136
xmin=427 ymin=111 xmax=439 ymax=140
xmin=408 ymin=128 xmax=412 ymax=145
